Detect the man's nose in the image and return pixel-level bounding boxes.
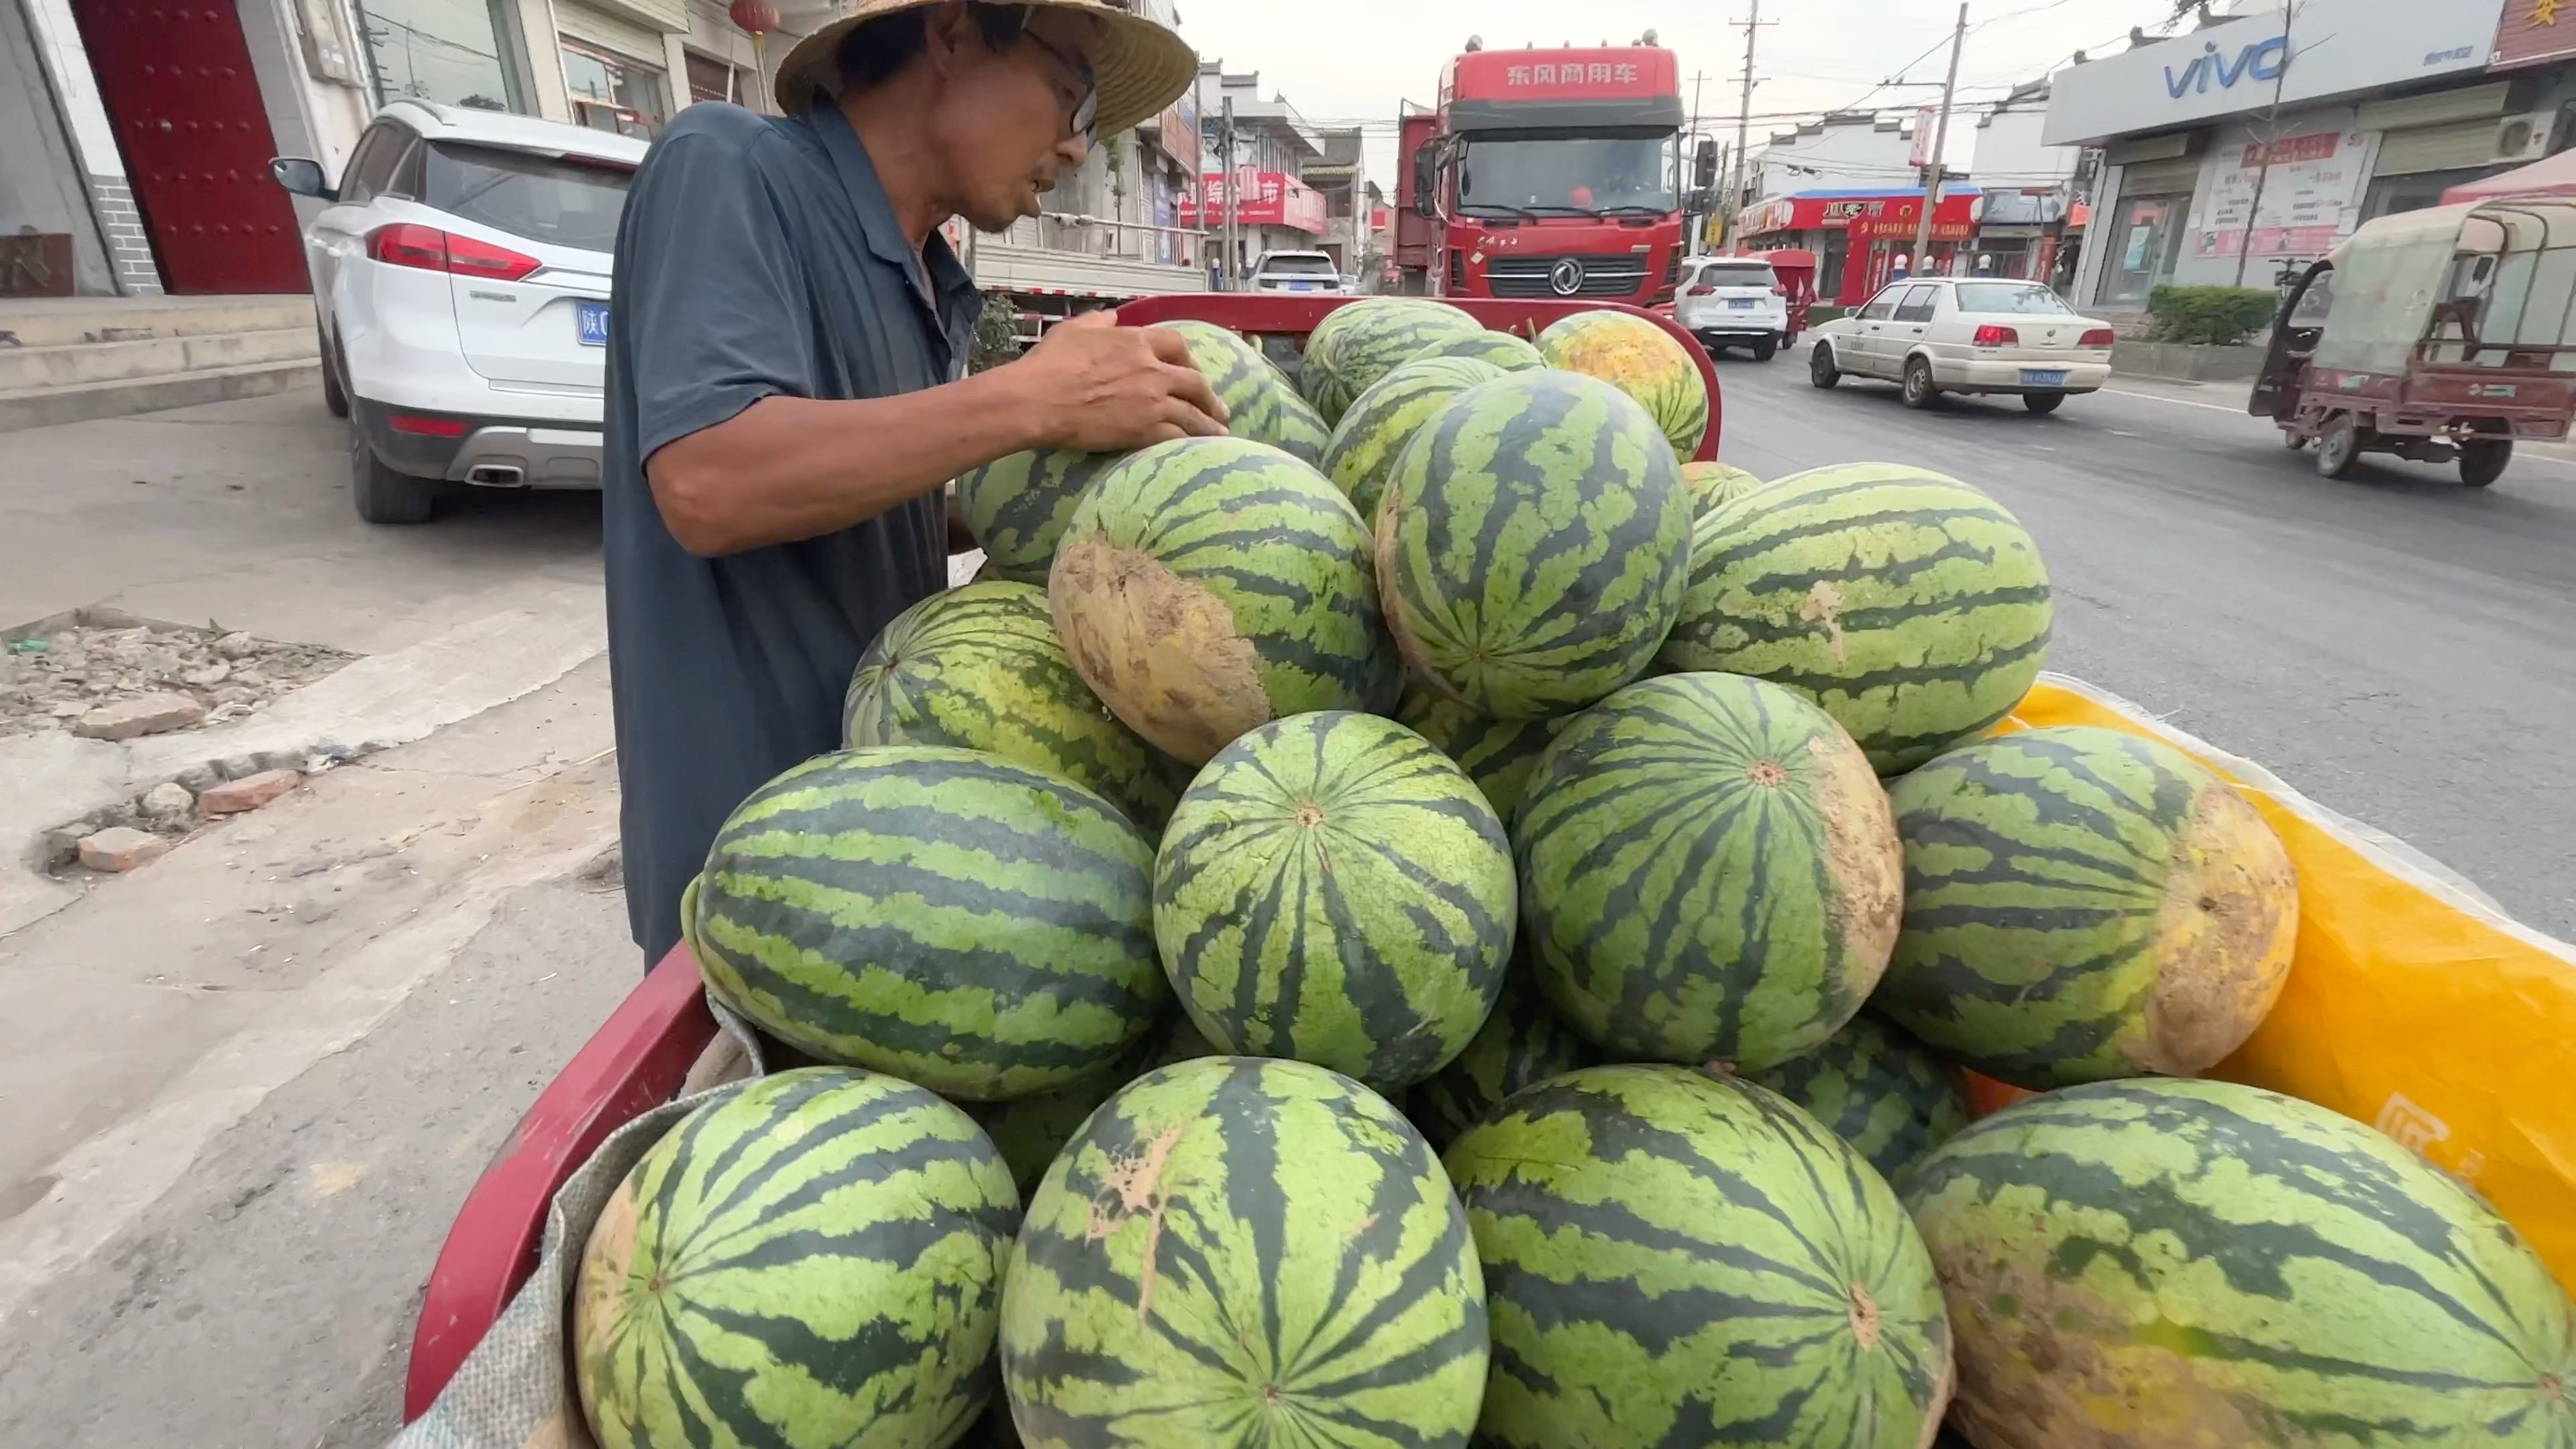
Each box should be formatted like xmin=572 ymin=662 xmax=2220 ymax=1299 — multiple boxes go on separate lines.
xmin=1055 ymin=132 xmax=1089 ymax=167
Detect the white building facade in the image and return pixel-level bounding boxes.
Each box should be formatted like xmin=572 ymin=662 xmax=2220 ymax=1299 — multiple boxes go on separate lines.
xmin=0 ymin=0 xmax=815 ymax=297
xmin=2044 ymin=0 xmax=2571 ymax=312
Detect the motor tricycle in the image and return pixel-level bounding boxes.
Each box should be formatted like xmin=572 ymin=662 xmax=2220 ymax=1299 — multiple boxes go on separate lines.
xmin=2251 ymin=195 xmax=2576 ymax=486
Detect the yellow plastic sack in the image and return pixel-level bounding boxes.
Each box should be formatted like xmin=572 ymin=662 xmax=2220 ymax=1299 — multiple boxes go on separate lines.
xmin=1996 ymin=675 xmax=2576 ymax=1293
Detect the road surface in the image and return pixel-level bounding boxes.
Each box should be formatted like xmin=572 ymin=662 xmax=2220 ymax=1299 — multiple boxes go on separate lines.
xmin=1714 ymin=345 xmax=2576 ymax=941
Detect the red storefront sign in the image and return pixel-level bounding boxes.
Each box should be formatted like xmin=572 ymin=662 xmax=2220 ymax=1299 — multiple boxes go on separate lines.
xmin=1741 ymin=191 xmax=1980 ymax=237
xmin=2495 ymin=0 xmax=2576 ymax=69
xmin=1853 ymin=218 xmax=1976 ymax=241
xmin=1179 ymin=171 xmax=1327 ymax=234
xmin=2242 ymin=131 xmax=2341 ymax=169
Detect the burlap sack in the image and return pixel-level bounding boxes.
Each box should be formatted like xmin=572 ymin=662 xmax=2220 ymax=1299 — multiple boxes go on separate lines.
xmin=389 ymin=998 xmax=765 ymax=1449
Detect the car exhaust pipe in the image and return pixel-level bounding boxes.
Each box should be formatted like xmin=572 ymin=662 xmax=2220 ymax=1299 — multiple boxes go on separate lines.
xmin=466 ymin=464 xmax=527 ymax=487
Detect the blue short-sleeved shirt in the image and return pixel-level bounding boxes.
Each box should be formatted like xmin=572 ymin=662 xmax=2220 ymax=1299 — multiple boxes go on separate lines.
xmin=602 ymin=101 xmax=982 ymax=965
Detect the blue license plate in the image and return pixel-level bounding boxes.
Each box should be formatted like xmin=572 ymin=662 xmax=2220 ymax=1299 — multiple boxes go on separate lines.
xmin=2022 ymin=368 xmax=2069 ymax=386
xmin=577 ymin=300 xmax=610 ymax=347
xmin=1728 ymin=297 xmax=1760 ymax=309
xmin=1289 ymin=282 xmax=1316 ymax=292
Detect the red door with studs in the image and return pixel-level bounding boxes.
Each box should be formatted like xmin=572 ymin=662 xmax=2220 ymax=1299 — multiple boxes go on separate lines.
xmin=70 ymin=0 xmax=310 ymax=293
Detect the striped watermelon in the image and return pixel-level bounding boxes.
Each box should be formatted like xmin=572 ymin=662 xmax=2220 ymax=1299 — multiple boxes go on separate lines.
xmin=1661 ymin=463 xmax=2053 ymax=774
xmin=1535 ymin=309 xmax=1711 ymax=459
xmin=957 ymin=448 xmax=1126 ymax=586
xmin=965 ymin=1061 xmax=1131 ymax=1198
xmin=1906 ymin=1078 xmax=2576 ymax=1449
xmin=845 ymin=581 xmax=1180 ymax=829
xmin=1448 ymin=1064 xmax=1953 ymax=1449
xmin=1375 ymin=370 xmax=1693 ymax=720
xmin=1875 ymin=725 xmax=2299 ymax=1089
xmin=1160 ymin=319 xmax=1331 ymax=466
xmin=1155 ymin=710 xmax=1515 ymax=1091
xmin=1408 ymin=971 xmax=1595 ymax=1150
xmin=1396 ymin=680 xmax=1569 ymax=829
xmin=1002 ymin=1055 xmax=1489 ymax=1448
xmin=1050 ymin=436 xmax=1401 ymax=764
xmin=1321 ymin=354 xmax=1507 ymax=521
xmin=1411 ymin=328 xmax=1548 ymax=372
xmin=574 ymin=1067 xmax=1019 ymax=1449
xmin=1302 ymin=297 xmax=1489 ymax=425
xmin=1517 ymin=672 xmax=1902 ymax=1071
xmin=685 ymin=746 xmax=1168 ymax=1100
xmin=1678 ymin=460 xmax=1767 ymax=515
xmin=1740 ymin=1012 xmax=1969 ymax=1185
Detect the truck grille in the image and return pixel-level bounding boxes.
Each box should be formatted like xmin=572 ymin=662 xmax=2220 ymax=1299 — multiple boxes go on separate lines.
xmin=1485 ymin=254 xmax=1652 ymax=299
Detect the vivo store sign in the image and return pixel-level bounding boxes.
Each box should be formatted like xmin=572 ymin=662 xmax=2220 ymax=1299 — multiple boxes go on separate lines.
xmin=2043 ymin=0 xmax=2505 ymax=146
xmin=2161 ymin=35 xmax=2290 ymax=98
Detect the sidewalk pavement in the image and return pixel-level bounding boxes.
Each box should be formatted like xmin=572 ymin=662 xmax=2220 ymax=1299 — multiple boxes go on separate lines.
xmin=1 ymin=390 xmax=600 ymax=657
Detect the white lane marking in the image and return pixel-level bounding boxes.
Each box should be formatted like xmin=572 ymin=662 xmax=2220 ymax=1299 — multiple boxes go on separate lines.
xmin=2098 ymin=384 xmax=2576 ymax=471
xmin=2099 ymin=386 xmax=2244 ymax=413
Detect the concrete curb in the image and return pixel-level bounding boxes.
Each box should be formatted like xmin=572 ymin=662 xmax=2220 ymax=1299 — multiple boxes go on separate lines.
xmin=2110 ymin=339 xmax=2267 ymax=383
xmin=0 ymin=604 xmax=606 ymax=938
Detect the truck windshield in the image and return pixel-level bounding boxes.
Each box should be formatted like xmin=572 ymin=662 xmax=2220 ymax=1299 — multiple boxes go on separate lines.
xmin=1458 ymin=133 xmax=1678 ymax=214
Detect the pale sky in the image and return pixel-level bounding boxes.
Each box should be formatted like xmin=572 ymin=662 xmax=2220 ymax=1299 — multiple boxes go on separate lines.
xmin=1172 ymin=0 xmax=2197 ymax=186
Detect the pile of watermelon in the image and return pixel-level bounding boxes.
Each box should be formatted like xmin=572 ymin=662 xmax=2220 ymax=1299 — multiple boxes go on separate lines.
xmin=570 ymin=299 xmax=2576 ymax=1449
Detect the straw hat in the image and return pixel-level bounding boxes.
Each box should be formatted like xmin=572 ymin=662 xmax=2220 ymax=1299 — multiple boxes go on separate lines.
xmin=773 ymin=0 xmax=1197 ymax=137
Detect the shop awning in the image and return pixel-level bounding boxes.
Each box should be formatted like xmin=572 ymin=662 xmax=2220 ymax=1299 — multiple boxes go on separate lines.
xmin=2443 ymin=149 xmax=2576 ymax=203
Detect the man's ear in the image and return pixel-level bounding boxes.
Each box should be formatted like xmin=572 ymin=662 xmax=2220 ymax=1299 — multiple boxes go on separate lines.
xmin=922 ymin=1 xmax=973 ymax=76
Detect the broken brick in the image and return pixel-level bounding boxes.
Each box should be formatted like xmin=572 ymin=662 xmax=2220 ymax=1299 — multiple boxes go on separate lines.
xmin=198 ymin=769 xmax=303 ymax=818
xmin=72 ymin=692 xmax=205 ymax=741
xmin=79 ymin=826 xmax=170 ymax=872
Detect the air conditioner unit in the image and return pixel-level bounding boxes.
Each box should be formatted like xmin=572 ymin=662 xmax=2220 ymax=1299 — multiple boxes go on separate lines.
xmin=2491 ymin=109 xmax=2567 ymax=166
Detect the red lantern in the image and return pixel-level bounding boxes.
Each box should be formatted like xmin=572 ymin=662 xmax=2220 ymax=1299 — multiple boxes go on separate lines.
xmin=728 ymin=0 xmax=777 ymax=34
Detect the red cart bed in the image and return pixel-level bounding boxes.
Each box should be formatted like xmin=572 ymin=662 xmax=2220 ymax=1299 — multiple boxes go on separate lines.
xmin=400 ymin=294 xmax=1725 ymax=1421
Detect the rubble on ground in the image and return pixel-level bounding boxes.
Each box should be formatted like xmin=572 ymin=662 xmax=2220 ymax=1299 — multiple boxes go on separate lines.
xmin=1 ymin=620 xmax=355 ymax=740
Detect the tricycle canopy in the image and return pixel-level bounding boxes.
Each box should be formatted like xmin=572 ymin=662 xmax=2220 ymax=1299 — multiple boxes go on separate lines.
xmin=2313 ymin=195 xmax=2576 ymax=376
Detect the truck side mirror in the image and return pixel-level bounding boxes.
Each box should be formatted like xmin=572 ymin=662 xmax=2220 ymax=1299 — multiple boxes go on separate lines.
xmin=1411 ymin=145 xmax=1438 ymax=217
xmin=1693 ymin=139 xmax=1719 ymax=190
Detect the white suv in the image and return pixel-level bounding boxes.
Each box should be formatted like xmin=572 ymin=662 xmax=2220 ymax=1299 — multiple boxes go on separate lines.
xmin=1676 ymin=256 xmax=1790 ymax=361
xmin=1248 ymin=250 xmax=1354 ymax=295
xmin=270 ymin=101 xmax=646 ymax=523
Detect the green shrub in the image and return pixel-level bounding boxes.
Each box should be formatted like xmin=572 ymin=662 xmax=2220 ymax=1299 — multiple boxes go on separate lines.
xmin=2144 ymin=284 xmax=2278 ymax=346
xmin=970 ymin=292 xmax=1024 ymax=374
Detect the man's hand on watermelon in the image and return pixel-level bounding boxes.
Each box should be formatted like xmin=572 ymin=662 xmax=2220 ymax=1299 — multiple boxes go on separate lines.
xmin=1014 ymin=309 xmax=1229 ymax=452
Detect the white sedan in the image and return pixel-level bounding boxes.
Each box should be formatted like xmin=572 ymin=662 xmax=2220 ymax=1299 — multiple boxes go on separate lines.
xmin=1807 ymin=276 xmax=2115 ymax=413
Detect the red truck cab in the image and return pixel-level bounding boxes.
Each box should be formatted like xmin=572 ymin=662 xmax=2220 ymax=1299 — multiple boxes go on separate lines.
xmin=1395 ymin=44 xmax=1695 ymax=308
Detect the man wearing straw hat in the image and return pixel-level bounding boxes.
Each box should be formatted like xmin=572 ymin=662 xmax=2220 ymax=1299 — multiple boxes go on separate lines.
xmin=602 ymin=0 xmax=1218 ymax=969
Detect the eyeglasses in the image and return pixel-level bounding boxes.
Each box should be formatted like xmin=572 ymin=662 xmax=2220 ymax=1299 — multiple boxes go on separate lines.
xmin=1022 ymin=28 xmax=1099 ymax=148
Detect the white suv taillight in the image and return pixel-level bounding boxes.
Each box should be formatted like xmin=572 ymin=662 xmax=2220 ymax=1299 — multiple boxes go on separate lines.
xmin=368 ymin=223 xmax=541 ymax=282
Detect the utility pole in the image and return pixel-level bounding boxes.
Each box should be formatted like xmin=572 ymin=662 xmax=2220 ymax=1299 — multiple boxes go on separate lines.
xmin=1911 ymin=3 xmax=1969 ymax=276
xmin=1686 ymin=70 xmax=1710 ymax=255
xmin=2233 ymin=0 xmax=2294 ymax=287
xmin=1220 ymin=95 xmax=1238 ymax=290
xmin=1727 ymin=1 xmax=1773 ymax=253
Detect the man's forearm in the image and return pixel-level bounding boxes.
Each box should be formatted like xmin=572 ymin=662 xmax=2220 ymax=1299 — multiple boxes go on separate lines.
xmin=649 ymin=368 xmax=1044 ymax=557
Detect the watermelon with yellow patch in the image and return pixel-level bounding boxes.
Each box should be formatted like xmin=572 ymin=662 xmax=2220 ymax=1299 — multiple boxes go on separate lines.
xmin=1536 ymin=309 xmax=1711 ymax=459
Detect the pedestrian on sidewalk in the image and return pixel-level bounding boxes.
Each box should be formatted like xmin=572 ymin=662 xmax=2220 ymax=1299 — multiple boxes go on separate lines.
xmin=603 ymin=0 xmax=1218 ymax=969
